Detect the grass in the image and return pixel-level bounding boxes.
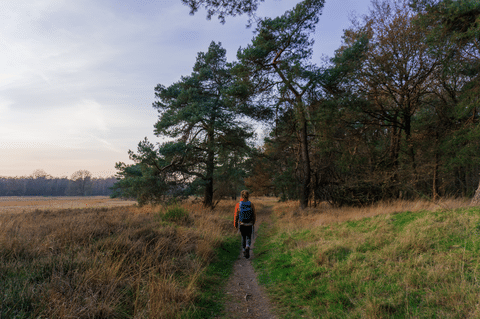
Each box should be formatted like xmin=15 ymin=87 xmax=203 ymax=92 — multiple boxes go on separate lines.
xmin=253 ymin=198 xmax=480 ymax=318
xmin=4 ymin=196 xmax=478 ymax=318
xmin=0 ymin=196 xmax=137 ymax=212
xmin=0 ymin=199 xmax=241 ymax=318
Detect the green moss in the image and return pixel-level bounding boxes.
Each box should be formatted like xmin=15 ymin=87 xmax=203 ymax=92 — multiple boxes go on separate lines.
xmin=182 ymin=235 xmax=240 ymax=319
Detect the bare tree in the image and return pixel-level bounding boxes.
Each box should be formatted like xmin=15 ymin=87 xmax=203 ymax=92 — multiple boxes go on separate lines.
xmin=68 ymin=170 xmax=93 ymax=196
xmin=339 ymin=0 xmax=442 ymax=190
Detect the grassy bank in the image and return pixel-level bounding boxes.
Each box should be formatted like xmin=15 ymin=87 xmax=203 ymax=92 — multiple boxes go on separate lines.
xmin=253 ymin=199 xmax=480 ymax=318
xmin=0 ymin=200 xmax=240 ymax=318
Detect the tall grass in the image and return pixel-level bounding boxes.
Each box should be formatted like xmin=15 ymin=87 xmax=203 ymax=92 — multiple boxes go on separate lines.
xmin=253 ymin=198 xmax=480 ymax=318
xmin=0 ymin=199 xmax=240 ymax=318
xmin=273 ymin=197 xmax=474 ymax=233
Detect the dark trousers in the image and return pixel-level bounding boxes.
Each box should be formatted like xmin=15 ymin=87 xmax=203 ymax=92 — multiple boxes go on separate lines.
xmin=239 ymin=225 xmax=253 ymax=249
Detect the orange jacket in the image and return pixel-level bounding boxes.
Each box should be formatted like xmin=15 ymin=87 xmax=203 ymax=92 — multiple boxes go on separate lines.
xmin=234 ymin=200 xmax=256 ymax=228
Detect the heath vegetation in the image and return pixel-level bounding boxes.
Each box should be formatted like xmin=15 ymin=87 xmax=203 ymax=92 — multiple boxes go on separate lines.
xmin=0 ymin=199 xmax=244 ymax=318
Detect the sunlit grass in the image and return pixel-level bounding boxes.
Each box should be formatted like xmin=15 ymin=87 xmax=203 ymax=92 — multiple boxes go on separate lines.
xmin=253 ymin=198 xmax=480 ymax=318
xmin=272 ymin=197 xmax=474 ymax=233
xmin=0 ymin=200 xmax=240 ymax=318
xmin=5 ymin=196 xmax=476 ymax=318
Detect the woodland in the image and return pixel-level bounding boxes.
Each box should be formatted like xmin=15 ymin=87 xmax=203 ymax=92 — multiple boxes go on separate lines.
xmin=0 ymin=170 xmax=116 ymax=197
xmin=112 ymin=0 xmax=480 ymax=209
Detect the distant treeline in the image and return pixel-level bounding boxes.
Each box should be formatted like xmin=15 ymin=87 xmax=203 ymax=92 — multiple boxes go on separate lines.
xmin=0 ymin=170 xmax=116 ymax=197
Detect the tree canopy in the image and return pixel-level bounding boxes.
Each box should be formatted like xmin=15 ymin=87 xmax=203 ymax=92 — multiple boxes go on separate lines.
xmin=181 ymin=0 xmax=265 ymax=23
xmin=114 ymin=42 xmax=255 ymax=208
xmin=235 ymin=0 xmax=326 ymax=208
xmin=116 ymin=0 xmax=480 ymax=208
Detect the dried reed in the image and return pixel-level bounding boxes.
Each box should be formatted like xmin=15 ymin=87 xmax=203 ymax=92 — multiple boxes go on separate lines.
xmin=0 ymin=199 xmax=237 ymax=318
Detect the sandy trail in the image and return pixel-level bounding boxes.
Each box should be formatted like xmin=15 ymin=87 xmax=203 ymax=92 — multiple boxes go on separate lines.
xmin=220 ymin=204 xmax=278 ymax=319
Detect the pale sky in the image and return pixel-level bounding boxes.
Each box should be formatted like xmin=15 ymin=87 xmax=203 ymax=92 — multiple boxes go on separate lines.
xmin=0 ymin=0 xmax=372 ymax=178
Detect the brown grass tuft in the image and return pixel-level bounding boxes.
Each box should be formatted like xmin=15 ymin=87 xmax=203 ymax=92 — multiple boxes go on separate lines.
xmin=271 ymin=197 xmax=474 ymax=232
xmin=0 ymin=198 xmax=238 ymax=317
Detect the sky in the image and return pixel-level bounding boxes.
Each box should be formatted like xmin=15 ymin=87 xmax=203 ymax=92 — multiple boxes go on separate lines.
xmin=0 ymin=0 xmax=372 ymax=179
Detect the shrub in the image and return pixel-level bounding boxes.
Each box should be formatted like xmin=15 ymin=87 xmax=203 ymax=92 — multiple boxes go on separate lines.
xmin=161 ymin=205 xmax=191 ymax=225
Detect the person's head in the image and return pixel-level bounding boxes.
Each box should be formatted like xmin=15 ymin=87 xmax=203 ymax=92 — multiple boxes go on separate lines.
xmin=240 ymin=190 xmax=250 ymax=201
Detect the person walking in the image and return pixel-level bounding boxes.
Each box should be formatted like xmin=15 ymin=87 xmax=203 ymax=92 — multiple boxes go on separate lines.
xmin=234 ymin=190 xmax=256 ymax=259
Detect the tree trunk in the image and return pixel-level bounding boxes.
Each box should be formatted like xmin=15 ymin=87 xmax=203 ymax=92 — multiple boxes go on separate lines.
xmin=404 ymin=112 xmax=418 ymax=194
xmin=204 ymin=176 xmax=213 ymax=208
xmin=204 ymin=125 xmax=215 ymax=209
xmin=472 ymin=175 xmax=480 ymax=205
xmin=432 ymin=132 xmax=439 ymax=201
xmin=390 ymin=126 xmax=401 ymax=171
xmin=298 ymin=109 xmax=311 ymax=209
xmin=389 ymin=125 xmax=401 ymax=197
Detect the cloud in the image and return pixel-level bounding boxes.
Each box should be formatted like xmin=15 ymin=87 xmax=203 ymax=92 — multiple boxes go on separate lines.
xmin=0 ymin=97 xmax=13 ymax=119
xmin=0 ymin=0 xmax=373 ymax=178
xmin=55 ymin=100 xmax=109 ymax=133
xmin=0 ymin=141 xmax=75 ymax=150
xmin=1 ymin=99 xmax=112 ymax=147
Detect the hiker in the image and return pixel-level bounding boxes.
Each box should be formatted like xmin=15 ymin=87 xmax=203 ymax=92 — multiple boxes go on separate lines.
xmin=234 ymin=190 xmax=256 ymax=259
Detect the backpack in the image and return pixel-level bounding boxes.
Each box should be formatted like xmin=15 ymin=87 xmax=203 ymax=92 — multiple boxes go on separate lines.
xmin=239 ymin=201 xmax=253 ymax=223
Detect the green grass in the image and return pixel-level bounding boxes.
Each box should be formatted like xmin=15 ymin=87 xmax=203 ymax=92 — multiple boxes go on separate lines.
xmin=253 ymin=207 xmax=480 ymax=318
xmin=182 ymin=235 xmax=241 ymax=318
xmin=159 ymin=205 xmax=192 ymax=225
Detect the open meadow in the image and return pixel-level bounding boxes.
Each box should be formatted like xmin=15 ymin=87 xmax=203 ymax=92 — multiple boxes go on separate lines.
xmin=0 ymin=196 xmax=137 ymax=213
xmin=2 ymin=196 xmax=480 ymax=318
xmin=0 ymin=197 xmax=246 ymax=318
xmin=253 ymin=198 xmax=480 ymax=318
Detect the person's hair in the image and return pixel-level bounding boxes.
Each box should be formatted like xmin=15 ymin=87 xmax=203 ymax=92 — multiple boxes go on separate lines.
xmin=240 ymin=190 xmax=250 ymax=200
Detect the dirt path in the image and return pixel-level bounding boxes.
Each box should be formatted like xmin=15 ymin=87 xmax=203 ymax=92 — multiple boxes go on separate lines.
xmin=219 ymin=204 xmax=278 ymax=319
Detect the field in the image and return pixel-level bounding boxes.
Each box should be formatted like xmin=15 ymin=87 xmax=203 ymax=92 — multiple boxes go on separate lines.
xmin=253 ymin=198 xmax=480 ymax=318
xmin=0 ymin=196 xmax=137 ymax=212
xmin=2 ymin=196 xmax=480 ymax=318
xmin=0 ymin=197 xmax=245 ymax=318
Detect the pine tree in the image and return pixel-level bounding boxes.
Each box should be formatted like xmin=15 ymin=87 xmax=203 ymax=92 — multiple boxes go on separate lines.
xmin=116 ymin=42 xmax=254 ymax=207
xmin=235 ymin=0 xmax=325 ymax=208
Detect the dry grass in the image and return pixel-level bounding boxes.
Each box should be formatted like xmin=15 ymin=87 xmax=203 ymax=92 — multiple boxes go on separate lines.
xmin=0 ymin=196 xmax=137 ymax=213
xmin=0 ymin=199 xmax=238 ymax=318
xmin=271 ymin=197 xmax=474 ymax=232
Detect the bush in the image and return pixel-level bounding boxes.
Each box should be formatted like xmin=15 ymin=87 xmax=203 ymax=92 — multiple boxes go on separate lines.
xmin=328 ymin=181 xmax=387 ymax=207
xmin=161 ymin=205 xmax=192 ymax=225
